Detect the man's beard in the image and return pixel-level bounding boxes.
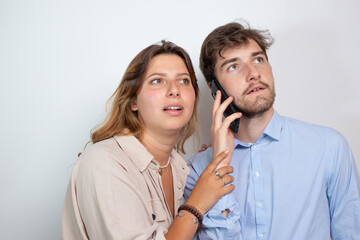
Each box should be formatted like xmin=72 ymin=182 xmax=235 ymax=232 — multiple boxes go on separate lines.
xmin=234 ymin=82 xmax=275 ymax=118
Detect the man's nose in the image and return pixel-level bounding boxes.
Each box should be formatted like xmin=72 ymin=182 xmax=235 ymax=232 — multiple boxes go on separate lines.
xmin=246 ymin=65 xmax=261 ymax=82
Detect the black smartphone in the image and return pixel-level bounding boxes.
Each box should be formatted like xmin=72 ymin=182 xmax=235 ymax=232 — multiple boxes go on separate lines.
xmin=211 ymin=78 xmax=240 ymax=133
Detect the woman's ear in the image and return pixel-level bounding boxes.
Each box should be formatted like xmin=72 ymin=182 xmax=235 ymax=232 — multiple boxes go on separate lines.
xmin=131 ymin=99 xmax=138 ymax=111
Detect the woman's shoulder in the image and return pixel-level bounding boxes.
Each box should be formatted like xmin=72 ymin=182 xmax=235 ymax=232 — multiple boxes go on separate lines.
xmin=82 ymin=137 xmax=120 ymax=160
xmin=75 ymin=137 xmax=132 ymax=174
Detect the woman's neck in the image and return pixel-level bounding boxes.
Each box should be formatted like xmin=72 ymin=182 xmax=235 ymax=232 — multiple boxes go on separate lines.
xmin=139 ymin=129 xmax=179 ymax=165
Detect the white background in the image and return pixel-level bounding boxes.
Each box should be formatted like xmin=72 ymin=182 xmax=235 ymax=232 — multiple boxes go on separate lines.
xmin=1 ymin=0 xmax=359 ymax=239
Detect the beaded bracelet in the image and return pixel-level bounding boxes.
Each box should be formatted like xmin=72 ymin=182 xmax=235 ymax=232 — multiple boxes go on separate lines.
xmin=177 ymin=204 xmax=203 ymax=226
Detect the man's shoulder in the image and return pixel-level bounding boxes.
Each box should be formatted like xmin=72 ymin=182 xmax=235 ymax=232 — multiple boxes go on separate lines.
xmin=283 ymin=115 xmax=335 ymax=134
xmin=282 ymin=115 xmax=347 ymax=144
xmin=186 ymin=147 xmax=213 ymax=174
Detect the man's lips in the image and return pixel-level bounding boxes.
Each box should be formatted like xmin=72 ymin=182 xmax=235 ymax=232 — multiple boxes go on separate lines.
xmin=246 ymin=84 xmax=266 ymax=95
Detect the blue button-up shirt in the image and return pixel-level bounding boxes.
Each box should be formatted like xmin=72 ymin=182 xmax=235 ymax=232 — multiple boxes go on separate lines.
xmin=184 ymin=111 xmax=360 ymax=239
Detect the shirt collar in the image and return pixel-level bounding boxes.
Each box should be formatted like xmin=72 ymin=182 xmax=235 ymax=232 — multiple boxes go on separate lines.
xmin=171 ymin=150 xmax=190 ymax=176
xmin=113 ymin=135 xmax=154 ymax=172
xmin=113 ymin=135 xmax=189 ymax=175
xmin=234 ymin=110 xmax=283 ymax=147
xmin=262 ymin=110 xmax=282 ymax=141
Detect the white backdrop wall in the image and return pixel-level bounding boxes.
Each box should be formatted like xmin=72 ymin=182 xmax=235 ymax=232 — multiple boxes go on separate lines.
xmin=1 ymin=0 xmax=359 ymax=239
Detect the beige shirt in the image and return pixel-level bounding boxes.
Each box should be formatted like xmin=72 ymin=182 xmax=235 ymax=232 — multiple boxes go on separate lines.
xmin=62 ymin=135 xmax=190 ymax=240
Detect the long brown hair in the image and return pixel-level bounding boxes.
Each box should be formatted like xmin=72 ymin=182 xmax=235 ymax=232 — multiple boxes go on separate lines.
xmin=91 ymin=40 xmax=199 ymax=153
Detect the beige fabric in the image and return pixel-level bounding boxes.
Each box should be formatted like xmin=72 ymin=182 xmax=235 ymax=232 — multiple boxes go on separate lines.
xmin=62 ymin=135 xmax=190 ymax=240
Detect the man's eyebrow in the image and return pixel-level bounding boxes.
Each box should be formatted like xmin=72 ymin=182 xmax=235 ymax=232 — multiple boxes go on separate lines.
xmin=220 ymin=57 xmax=239 ymax=69
xmin=220 ymin=51 xmax=266 ymax=69
xmin=252 ymin=51 xmax=265 ymax=57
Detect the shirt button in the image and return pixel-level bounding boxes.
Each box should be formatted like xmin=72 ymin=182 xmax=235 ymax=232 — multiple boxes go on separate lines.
xmin=257 ymin=202 xmax=263 ymax=208
xmin=253 ymin=144 xmax=257 ymax=149
xmin=255 ymin=172 xmax=260 ymax=178
xmin=259 ymin=233 xmax=264 ymax=239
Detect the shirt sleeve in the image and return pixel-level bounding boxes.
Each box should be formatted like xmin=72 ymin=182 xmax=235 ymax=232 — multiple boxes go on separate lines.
xmin=184 ymin=151 xmax=242 ymax=240
xmin=326 ymin=130 xmax=360 ymax=239
xmin=62 ymin=146 xmax=167 ymax=240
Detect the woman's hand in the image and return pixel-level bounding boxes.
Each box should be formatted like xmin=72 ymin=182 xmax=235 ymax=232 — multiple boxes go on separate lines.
xmin=186 ymin=150 xmax=235 ymax=215
xmin=211 ymin=90 xmax=242 ymax=168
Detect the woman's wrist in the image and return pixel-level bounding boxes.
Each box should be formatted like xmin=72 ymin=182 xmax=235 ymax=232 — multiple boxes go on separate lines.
xmin=184 ymin=199 xmax=207 ymax=215
xmin=178 ymin=203 xmax=204 ymax=226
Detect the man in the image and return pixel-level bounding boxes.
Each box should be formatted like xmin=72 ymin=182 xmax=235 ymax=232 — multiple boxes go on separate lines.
xmin=184 ymin=22 xmax=360 ymax=239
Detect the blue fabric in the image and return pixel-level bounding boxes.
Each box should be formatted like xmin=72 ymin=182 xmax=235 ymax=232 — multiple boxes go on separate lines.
xmin=184 ymin=111 xmax=360 ymax=240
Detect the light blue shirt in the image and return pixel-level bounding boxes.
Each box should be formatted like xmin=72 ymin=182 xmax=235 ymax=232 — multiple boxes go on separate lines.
xmin=184 ymin=111 xmax=360 ymax=240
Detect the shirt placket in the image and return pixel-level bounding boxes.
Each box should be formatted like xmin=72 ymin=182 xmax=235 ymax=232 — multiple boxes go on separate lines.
xmin=157 ymin=166 xmax=172 ymax=221
xmin=251 ymin=143 xmax=267 ymax=240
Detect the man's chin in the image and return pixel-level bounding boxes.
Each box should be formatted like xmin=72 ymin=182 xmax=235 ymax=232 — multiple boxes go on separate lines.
xmin=240 ymin=108 xmax=268 ymax=118
xmin=237 ymin=94 xmax=275 ymax=118
xmin=237 ymin=101 xmax=274 ymax=118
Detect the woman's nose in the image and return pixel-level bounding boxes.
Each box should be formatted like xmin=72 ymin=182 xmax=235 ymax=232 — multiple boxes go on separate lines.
xmin=167 ymin=81 xmax=180 ymax=97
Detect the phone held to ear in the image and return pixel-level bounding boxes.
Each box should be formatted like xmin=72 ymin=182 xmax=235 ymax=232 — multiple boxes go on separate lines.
xmin=211 ymin=78 xmax=240 ymax=133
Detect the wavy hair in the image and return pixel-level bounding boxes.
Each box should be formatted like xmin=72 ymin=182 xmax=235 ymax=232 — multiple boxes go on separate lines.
xmin=91 ymin=40 xmax=199 ymax=153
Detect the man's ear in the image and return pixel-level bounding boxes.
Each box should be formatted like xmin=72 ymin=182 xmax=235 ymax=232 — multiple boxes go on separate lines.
xmin=207 ymin=81 xmax=212 ymax=89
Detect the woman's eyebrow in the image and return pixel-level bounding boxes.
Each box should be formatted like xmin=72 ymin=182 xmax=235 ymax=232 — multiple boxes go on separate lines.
xmin=145 ymin=73 xmax=166 ymax=79
xmin=145 ymin=72 xmax=190 ymax=79
xmin=177 ymin=73 xmax=190 ymax=77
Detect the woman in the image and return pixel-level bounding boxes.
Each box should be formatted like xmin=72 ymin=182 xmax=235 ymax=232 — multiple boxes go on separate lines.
xmin=62 ymin=40 xmax=235 ymax=239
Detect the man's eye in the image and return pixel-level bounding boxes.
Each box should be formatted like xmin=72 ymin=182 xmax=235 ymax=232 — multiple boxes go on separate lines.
xmin=228 ymin=64 xmax=237 ymax=72
xmin=254 ymin=57 xmax=264 ymax=64
xmin=150 ymin=79 xmax=162 ymax=84
xmin=179 ymin=78 xmax=190 ymax=85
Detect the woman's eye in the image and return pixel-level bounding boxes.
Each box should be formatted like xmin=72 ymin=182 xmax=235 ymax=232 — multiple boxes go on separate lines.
xmin=179 ymin=78 xmax=190 ymax=85
xmin=254 ymin=57 xmax=264 ymax=64
xmin=150 ymin=79 xmax=162 ymax=84
xmin=228 ymin=64 xmax=237 ymax=72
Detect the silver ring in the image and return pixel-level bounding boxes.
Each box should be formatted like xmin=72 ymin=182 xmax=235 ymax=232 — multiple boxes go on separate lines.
xmin=214 ymin=170 xmax=221 ymax=178
xmin=220 ymin=177 xmax=226 ymax=186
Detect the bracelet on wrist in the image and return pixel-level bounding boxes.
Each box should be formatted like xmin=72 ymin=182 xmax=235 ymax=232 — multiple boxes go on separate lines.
xmin=177 ymin=204 xmax=203 ymax=226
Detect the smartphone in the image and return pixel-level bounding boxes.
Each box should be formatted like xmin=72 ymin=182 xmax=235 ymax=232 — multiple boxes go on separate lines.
xmin=211 ymin=78 xmax=240 ymax=133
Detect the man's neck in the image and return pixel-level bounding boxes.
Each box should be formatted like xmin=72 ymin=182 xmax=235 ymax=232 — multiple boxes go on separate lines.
xmin=234 ymin=108 xmax=274 ymax=143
